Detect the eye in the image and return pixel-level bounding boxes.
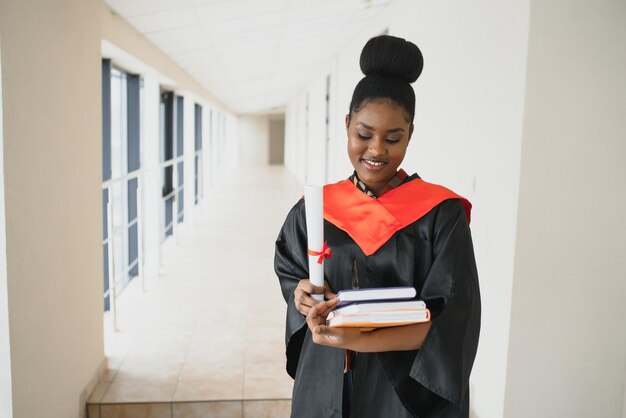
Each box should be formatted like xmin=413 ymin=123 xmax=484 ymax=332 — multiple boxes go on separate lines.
xmin=385 ymin=138 xmax=401 ymax=144
xmin=357 ymin=133 xmax=372 ymax=140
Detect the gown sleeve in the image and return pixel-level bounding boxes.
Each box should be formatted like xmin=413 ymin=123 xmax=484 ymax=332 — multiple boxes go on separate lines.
xmin=274 ymin=199 xmax=310 ymax=378
xmin=409 ymin=199 xmax=481 ymax=414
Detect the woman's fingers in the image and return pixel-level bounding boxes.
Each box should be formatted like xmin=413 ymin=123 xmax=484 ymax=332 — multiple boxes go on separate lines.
xmin=306 ymin=298 xmax=339 ymax=330
xmin=294 ymin=279 xmax=330 ymax=316
xmin=311 ymin=325 xmax=361 ymax=349
xmin=294 ymin=289 xmax=322 ymax=315
xmin=306 ymin=299 xmax=364 ymax=349
xmin=298 ymin=280 xmax=325 ymax=295
xmin=319 ymin=297 xmax=339 ymax=317
xmin=313 ymin=325 xmax=332 ymax=335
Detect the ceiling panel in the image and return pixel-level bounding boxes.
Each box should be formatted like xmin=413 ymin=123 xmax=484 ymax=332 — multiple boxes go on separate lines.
xmin=204 ymin=14 xmax=284 ymax=37
xmin=209 ymin=27 xmax=283 ymax=47
xmin=106 ymin=0 xmax=187 ymax=18
xmin=105 ymin=0 xmax=390 ymax=113
xmin=126 ymin=8 xmax=198 ymax=34
xmin=194 ymin=0 xmax=288 ymax=23
xmin=145 ymin=25 xmax=206 ymax=44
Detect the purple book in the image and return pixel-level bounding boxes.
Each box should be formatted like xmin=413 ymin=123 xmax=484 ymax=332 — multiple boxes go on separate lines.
xmin=336 ymin=286 xmax=417 ymax=307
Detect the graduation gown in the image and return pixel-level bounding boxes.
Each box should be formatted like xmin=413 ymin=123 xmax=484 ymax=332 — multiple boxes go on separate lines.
xmin=274 ymin=176 xmax=481 ymax=418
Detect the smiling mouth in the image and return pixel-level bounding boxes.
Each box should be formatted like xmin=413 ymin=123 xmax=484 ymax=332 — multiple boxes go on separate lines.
xmin=360 ymin=158 xmax=388 ymax=169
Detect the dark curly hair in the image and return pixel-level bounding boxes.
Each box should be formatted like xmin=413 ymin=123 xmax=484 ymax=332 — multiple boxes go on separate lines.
xmin=348 ymin=35 xmax=424 ymax=122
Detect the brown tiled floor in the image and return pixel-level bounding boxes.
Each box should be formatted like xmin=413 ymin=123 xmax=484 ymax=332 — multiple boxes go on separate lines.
xmin=87 ymin=167 xmax=300 ymax=417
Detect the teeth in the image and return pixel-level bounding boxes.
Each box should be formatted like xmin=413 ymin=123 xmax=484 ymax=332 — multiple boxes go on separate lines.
xmin=364 ymin=159 xmax=384 ymax=166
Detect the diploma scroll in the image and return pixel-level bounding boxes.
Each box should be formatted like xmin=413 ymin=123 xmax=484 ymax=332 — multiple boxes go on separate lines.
xmin=304 ymin=185 xmax=326 ymax=301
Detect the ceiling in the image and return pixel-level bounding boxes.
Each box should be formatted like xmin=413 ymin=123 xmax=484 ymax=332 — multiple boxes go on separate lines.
xmin=104 ymin=0 xmax=391 ymax=114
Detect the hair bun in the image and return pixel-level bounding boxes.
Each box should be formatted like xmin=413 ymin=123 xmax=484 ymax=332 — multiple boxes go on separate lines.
xmin=359 ymin=35 xmax=423 ymax=83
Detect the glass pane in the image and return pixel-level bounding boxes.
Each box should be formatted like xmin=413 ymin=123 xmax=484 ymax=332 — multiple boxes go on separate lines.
xmin=110 ymin=71 xmax=127 ymax=178
xmin=160 ymin=99 xmax=166 ymax=162
xmin=162 ymin=165 xmax=174 ymax=198
xmin=102 ymin=188 xmax=109 ymax=240
xmin=111 ymin=181 xmax=127 ymax=286
xmin=177 ymin=161 xmax=184 ymax=187
xmin=195 ymin=104 xmax=202 ymax=151
xmin=129 ymin=261 xmax=139 ymax=279
xmin=165 ymin=196 xmax=174 ymax=237
xmin=178 ymin=189 xmax=184 ymax=223
xmin=102 ymin=60 xmax=112 ymax=181
xmin=127 ymin=74 xmax=140 ymax=173
xmin=160 ymin=92 xmax=174 ymax=162
xmin=127 ymin=178 xmax=138 ymax=222
xmin=103 ymin=243 xmax=110 ymax=311
xmin=176 ymin=96 xmax=184 ymax=157
xmin=128 ymin=222 xmax=138 ymax=267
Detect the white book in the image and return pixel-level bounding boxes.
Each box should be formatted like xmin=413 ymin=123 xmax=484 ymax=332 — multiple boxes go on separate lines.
xmin=328 ymin=300 xmax=426 ymax=319
xmin=328 ymin=310 xmax=430 ymax=329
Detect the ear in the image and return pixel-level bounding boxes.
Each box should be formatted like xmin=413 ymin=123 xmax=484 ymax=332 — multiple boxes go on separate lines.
xmin=408 ymin=124 xmax=414 ymax=143
xmin=345 ymin=114 xmax=351 ymax=136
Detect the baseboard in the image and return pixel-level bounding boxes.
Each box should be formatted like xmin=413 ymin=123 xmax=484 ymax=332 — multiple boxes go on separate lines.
xmin=78 ymin=357 xmax=108 ymax=418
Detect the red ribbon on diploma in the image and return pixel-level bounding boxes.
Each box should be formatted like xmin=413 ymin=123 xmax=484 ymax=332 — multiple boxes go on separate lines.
xmin=308 ymin=241 xmax=332 ymax=264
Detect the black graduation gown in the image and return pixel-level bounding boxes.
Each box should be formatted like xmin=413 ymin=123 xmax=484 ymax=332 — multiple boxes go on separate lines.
xmin=274 ymin=180 xmax=481 ymax=418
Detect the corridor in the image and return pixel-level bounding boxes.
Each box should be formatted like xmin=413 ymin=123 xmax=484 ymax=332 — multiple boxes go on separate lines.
xmin=2 ymin=1 xmax=625 ymax=417
xmin=87 ymin=166 xmax=302 ymax=417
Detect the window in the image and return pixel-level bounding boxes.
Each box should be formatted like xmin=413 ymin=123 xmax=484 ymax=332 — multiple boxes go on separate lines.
xmin=176 ymin=96 xmax=184 ymax=223
xmin=194 ymin=103 xmax=202 ymax=204
xmin=102 ymin=59 xmax=142 ymax=311
xmin=160 ymin=92 xmax=185 ymax=238
xmin=160 ymin=91 xmax=175 ymax=238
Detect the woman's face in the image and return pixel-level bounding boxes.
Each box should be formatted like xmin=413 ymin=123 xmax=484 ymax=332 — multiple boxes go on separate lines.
xmin=346 ymin=100 xmax=413 ymax=196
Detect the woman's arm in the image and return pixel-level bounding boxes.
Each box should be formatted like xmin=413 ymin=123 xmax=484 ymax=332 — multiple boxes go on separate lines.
xmin=307 ymin=298 xmax=432 ymax=352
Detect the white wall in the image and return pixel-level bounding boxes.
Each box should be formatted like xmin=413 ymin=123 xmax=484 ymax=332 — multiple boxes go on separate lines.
xmin=304 ymin=74 xmax=328 ymax=185
xmin=388 ymin=2 xmax=531 ymax=417
xmin=0 ymin=1 xmax=104 ymax=417
xmin=504 ymin=0 xmax=626 ymax=416
xmin=0 ymin=37 xmax=13 ymax=418
xmin=238 ymin=115 xmax=270 ymax=166
xmin=284 ymin=1 xmax=530 ymax=416
xmin=220 ymin=113 xmax=240 ymax=175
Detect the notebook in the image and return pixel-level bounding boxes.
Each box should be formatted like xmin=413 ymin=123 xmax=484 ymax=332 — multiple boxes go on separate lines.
xmin=327 ymin=309 xmax=431 ymax=329
xmin=328 ymin=300 xmax=426 ymax=317
xmin=336 ymin=286 xmax=416 ymax=307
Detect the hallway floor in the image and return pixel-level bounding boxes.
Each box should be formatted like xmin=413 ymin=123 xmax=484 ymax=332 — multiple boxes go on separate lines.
xmin=88 ymin=166 xmax=302 ymax=418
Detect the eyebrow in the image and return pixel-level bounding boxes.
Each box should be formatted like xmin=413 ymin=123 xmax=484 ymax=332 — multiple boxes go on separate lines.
xmin=355 ymin=122 xmax=405 ymax=133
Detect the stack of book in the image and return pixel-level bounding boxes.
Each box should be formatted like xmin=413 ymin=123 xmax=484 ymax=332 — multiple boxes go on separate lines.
xmin=327 ymin=286 xmax=430 ymax=330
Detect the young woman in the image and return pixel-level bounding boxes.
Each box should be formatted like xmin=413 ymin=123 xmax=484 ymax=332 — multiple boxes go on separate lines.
xmin=275 ymin=35 xmax=481 ymax=418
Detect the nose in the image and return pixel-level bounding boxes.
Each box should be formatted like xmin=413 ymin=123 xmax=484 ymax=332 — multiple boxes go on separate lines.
xmin=368 ymin=137 xmax=387 ymax=157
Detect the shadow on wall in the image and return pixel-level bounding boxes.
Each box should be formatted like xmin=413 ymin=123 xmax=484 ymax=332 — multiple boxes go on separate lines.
xmin=269 ymin=115 xmax=285 ymax=165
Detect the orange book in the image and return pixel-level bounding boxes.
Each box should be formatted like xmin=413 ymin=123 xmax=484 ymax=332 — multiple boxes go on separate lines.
xmin=327 ymin=309 xmax=430 ymax=331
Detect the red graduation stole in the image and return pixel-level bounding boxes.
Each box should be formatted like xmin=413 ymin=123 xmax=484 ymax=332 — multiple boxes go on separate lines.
xmin=323 ymin=179 xmax=472 ymax=256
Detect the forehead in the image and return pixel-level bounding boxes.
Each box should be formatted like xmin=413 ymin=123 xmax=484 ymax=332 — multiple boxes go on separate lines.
xmin=352 ymin=100 xmax=410 ymax=127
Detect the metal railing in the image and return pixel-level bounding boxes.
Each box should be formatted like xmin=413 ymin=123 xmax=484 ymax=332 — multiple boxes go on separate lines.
xmin=102 ymin=172 xmax=144 ymax=332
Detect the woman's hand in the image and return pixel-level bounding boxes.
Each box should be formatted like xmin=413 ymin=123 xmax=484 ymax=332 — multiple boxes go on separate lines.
xmin=306 ymin=299 xmax=433 ymax=352
xmin=306 ymin=298 xmax=363 ymax=350
xmin=294 ymin=279 xmax=337 ymax=316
